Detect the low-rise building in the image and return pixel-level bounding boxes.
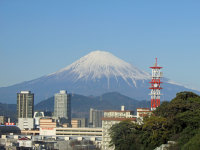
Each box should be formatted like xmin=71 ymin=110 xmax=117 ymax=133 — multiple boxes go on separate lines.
xmin=136 ymin=108 xmax=152 ymax=124
xmin=17 ymin=137 xmax=32 ymax=148
xmin=136 ymin=108 xmax=152 ymax=118
xmin=56 ymin=127 xmax=102 ymax=137
xmin=0 ymin=134 xmax=102 ymax=150
xmin=0 ymin=116 xmax=8 ymax=125
xmin=102 ymin=106 xmax=137 ymax=150
xmin=71 ymin=119 xmax=81 ymax=128
xmin=72 ymin=118 xmax=87 ymax=128
xmin=18 ymin=118 xmax=34 ymax=130
xmin=40 ymin=118 xmax=57 ymax=136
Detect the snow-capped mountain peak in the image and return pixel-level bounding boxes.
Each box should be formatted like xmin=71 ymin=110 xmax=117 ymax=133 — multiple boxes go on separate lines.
xmin=51 ymin=50 xmax=150 ymax=86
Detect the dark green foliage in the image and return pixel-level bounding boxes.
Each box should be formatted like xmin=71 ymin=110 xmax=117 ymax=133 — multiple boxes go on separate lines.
xmin=109 ymin=91 xmax=200 ymax=150
xmin=141 ymin=116 xmax=171 ymax=149
xmin=182 ymin=130 xmax=200 ymax=150
xmin=174 ymin=91 xmax=200 ymax=101
xmin=109 ymin=120 xmax=143 ymax=150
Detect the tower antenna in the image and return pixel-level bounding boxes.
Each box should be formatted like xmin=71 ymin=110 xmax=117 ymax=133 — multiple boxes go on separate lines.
xmin=149 ymin=58 xmax=163 ymax=110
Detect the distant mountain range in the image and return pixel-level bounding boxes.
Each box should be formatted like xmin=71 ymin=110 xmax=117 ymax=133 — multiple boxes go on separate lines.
xmin=0 ymin=92 xmax=150 ymax=120
xmin=0 ymin=50 xmax=199 ymax=104
xmin=35 ymin=92 xmax=151 ymax=118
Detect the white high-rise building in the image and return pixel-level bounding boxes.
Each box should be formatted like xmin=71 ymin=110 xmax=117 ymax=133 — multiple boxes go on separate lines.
xmin=54 ymin=90 xmax=71 ymax=125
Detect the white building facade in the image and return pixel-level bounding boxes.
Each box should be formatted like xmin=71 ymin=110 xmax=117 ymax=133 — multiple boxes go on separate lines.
xmin=102 ymin=106 xmax=136 ymax=150
xmin=18 ymin=118 xmax=34 ymax=130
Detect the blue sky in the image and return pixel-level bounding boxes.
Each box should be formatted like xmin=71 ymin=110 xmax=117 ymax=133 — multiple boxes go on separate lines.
xmin=0 ymin=1 xmax=200 ymax=90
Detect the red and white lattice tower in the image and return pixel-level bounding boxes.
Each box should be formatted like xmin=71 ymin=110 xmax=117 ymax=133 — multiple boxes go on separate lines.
xmin=149 ymin=58 xmax=163 ymax=110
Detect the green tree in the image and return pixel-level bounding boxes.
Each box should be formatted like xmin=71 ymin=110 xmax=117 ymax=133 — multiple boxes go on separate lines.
xmin=109 ymin=120 xmax=142 ymax=150
xmin=182 ymin=130 xmax=200 ymax=150
xmin=141 ymin=115 xmax=171 ymax=149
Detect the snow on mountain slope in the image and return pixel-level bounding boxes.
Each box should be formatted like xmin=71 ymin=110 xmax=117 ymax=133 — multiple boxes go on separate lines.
xmin=49 ymin=50 xmax=150 ymax=87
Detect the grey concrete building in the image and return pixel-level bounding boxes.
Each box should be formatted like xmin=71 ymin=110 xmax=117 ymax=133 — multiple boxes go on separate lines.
xmin=89 ymin=108 xmax=103 ymax=128
xmin=54 ymin=90 xmax=71 ymax=125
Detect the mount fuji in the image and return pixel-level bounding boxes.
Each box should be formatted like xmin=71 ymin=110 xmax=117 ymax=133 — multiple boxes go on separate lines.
xmin=0 ymin=50 xmax=199 ymax=104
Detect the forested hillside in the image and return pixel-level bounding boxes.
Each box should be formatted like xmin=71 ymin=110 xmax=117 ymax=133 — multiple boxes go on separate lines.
xmin=109 ymin=91 xmax=200 ymax=150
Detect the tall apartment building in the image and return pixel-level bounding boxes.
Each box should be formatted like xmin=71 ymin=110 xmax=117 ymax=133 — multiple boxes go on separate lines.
xmin=17 ymin=91 xmax=34 ymax=130
xmin=89 ymin=108 xmax=103 ymax=128
xmin=102 ymin=106 xmax=136 ymax=150
xmin=54 ymin=90 xmax=71 ymax=125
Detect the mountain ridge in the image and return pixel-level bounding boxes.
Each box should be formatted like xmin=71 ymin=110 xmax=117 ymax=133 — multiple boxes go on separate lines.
xmin=35 ymin=92 xmax=151 ymax=118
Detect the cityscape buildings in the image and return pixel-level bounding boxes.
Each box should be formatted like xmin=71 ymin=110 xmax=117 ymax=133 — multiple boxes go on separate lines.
xmin=2 ymin=57 xmax=163 ymax=149
xmin=54 ymin=90 xmax=71 ymax=125
xmin=0 ymin=134 xmax=101 ymax=150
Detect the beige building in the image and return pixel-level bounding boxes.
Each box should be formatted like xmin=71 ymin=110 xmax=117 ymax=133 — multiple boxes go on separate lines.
xmin=136 ymin=108 xmax=152 ymax=118
xmin=40 ymin=118 xmax=57 ymax=136
xmin=56 ymin=127 xmax=102 ymax=137
xmin=102 ymin=106 xmax=137 ymax=150
xmin=71 ymin=118 xmax=87 ymax=128
xmin=71 ymin=119 xmax=81 ymax=128
xmin=0 ymin=116 xmax=8 ymax=125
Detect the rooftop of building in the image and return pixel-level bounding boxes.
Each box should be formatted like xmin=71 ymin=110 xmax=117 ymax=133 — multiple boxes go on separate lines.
xmin=19 ymin=91 xmax=31 ymax=94
xmin=0 ymin=125 xmax=21 ymax=135
xmin=102 ymin=117 xmax=136 ymax=121
xmin=104 ymin=110 xmax=134 ymax=112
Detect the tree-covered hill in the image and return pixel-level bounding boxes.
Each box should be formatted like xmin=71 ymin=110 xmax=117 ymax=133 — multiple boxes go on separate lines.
xmin=109 ymin=91 xmax=200 ymax=150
